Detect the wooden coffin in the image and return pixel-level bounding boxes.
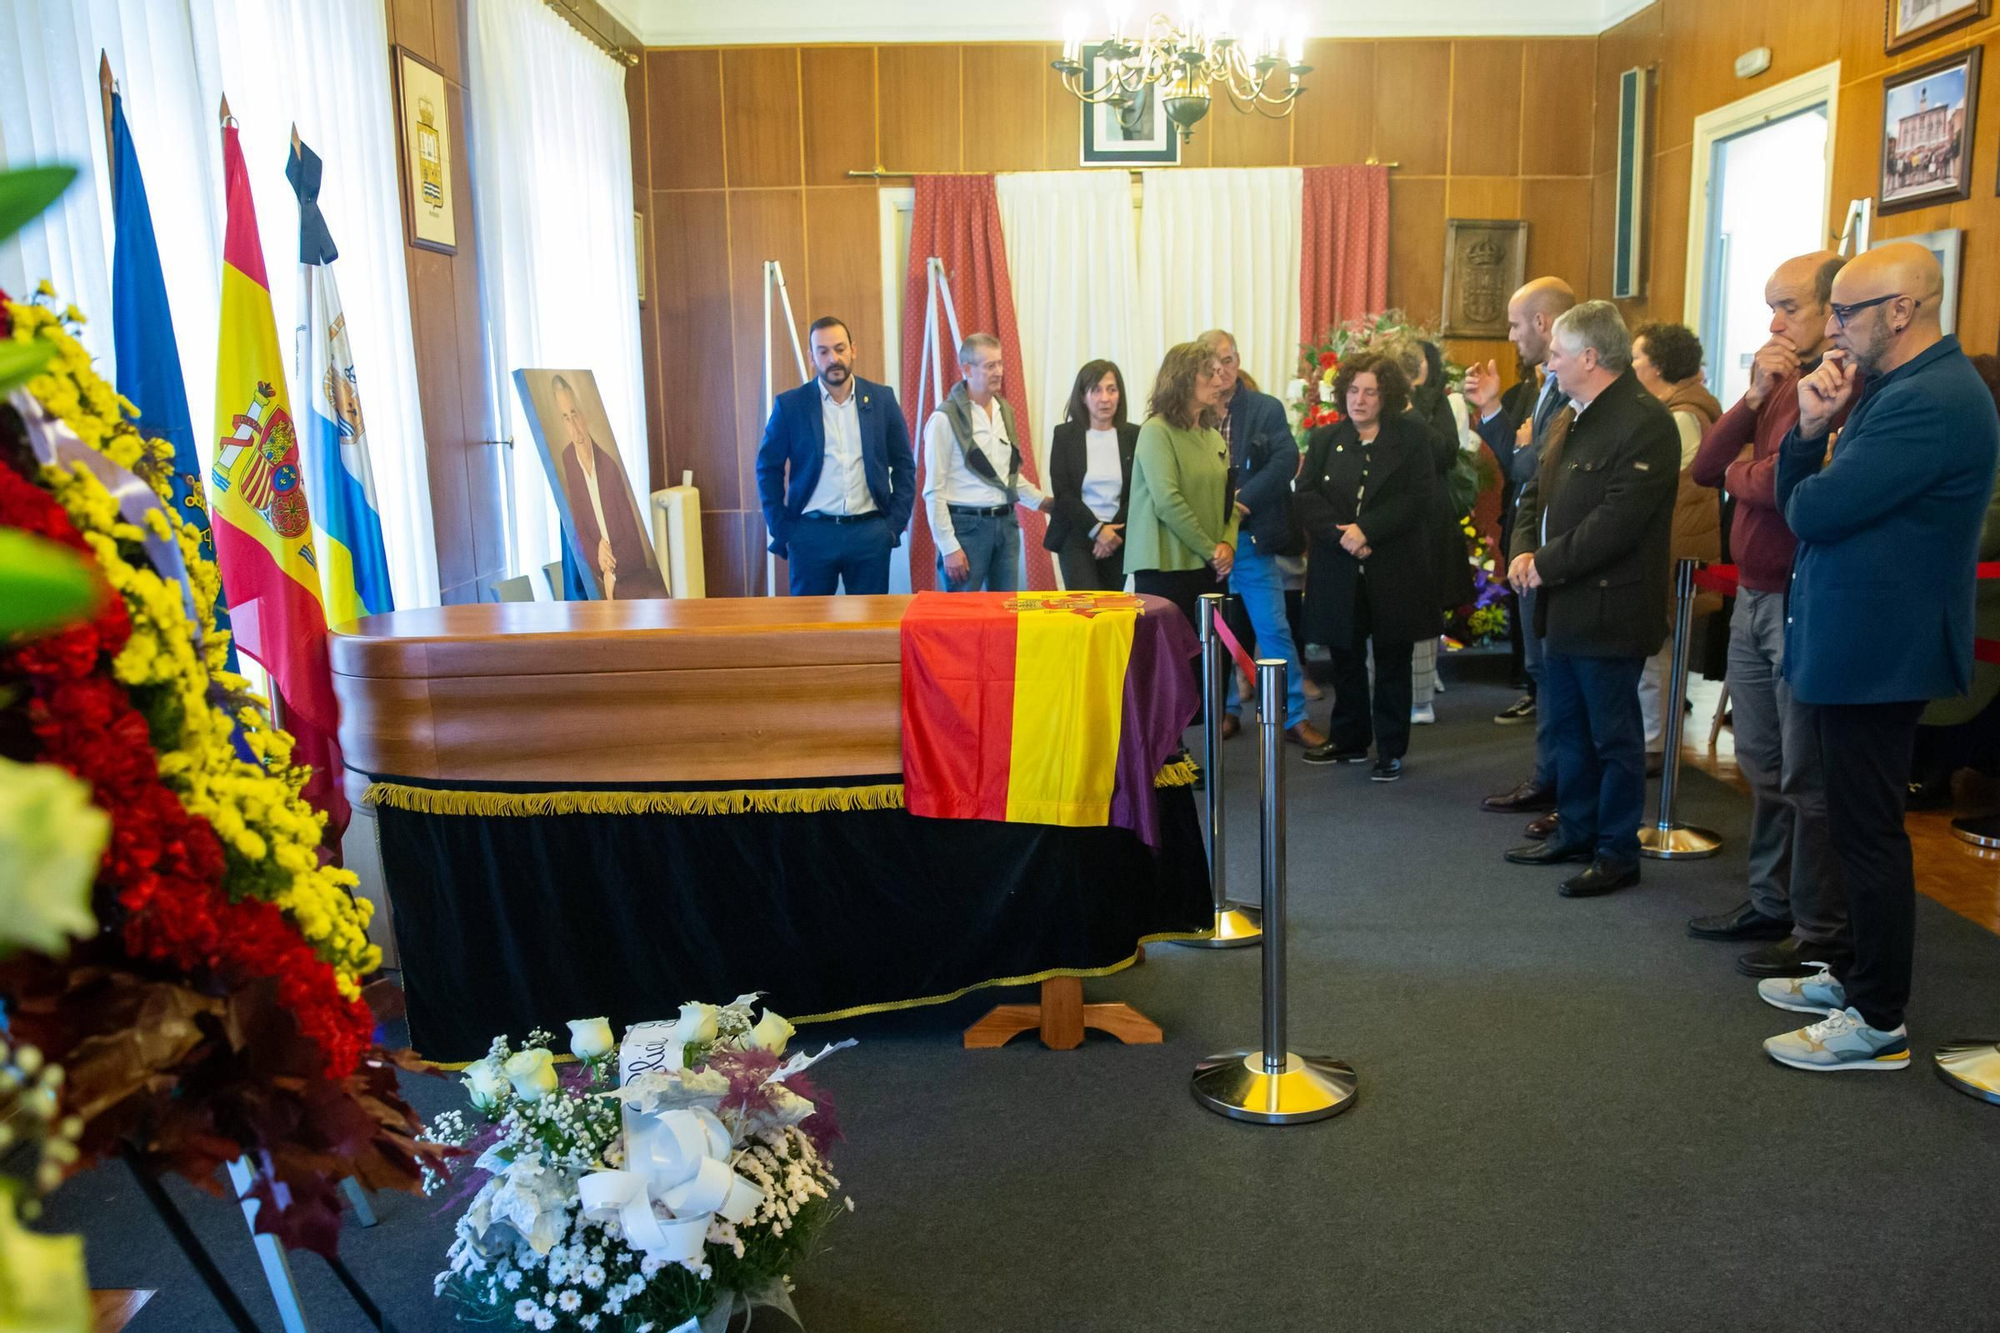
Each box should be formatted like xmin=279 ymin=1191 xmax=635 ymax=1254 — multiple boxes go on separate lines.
xmin=329 ymin=596 xmax=907 ymax=789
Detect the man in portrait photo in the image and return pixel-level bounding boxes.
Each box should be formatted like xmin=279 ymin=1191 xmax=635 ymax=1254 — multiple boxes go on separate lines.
xmin=552 ymin=372 xmax=665 ymax=600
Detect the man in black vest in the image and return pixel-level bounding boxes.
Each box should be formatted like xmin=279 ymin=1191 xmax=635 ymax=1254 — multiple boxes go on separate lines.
xmin=1501 ymin=300 xmax=1679 ymax=897
xmin=922 ymin=333 xmax=1053 ymax=592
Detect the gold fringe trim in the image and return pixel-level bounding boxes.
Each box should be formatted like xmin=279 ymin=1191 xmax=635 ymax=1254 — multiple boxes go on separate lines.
xmin=1154 ymin=756 xmax=1199 ymax=788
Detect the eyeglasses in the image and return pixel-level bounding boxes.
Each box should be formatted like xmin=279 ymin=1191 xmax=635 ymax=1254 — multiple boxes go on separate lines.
xmin=1829 ymin=292 xmax=1916 ymax=327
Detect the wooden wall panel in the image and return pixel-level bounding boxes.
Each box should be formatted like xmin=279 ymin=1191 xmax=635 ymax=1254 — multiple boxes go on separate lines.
xmin=724 ymin=190 xmax=810 ymax=512
xmin=1655 ymin=0 xmax=1741 ymax=154
xmin=723 ymin=47 xmax=804 ymax=188
xmin=1373 ymin=42 xmax=1452 ymax=175
xmin=962 ymin=46 xmax=1048 ymax=172
xmin=1642 ymin=141 xmax=1693 ymax=325
xmin=802 ymin=47 xmax=878 ymax=185
xmin=389 ymin=0 xmax=431 ymax=54
xmin=1387 ymin=177 xmax=1446 ymax=322
xmin=1446 ymin=176 xmax=1521 ymax=219
xmin=804 ymin=187 xmax=888 ymax=377
xmin=627 ymin=49 xmax=651 ymax=200
xmin=1041 ymin=44 xmax=1083 ymax=169
xmin=1594 ymin=6 xmax=1662 ymax=177
xmin=649 ymin=50 xmax=725 ymax=189
xmin=1589 ymin=169 xmax=1617 ymax=307
xmin=651 ymin=192 xmax=739 ymax=509
xmin=426 ymin=0 xmax=462 ymax=83
xmin=701 ymin=510 xmax=753 ymax=599
xmin=1449 ymin=41 xmax=1523 ymax=176
xmin=1208 ymin=97 xmax=1293 ymax=168
xmin=1521 ymin=40 xmax=1596 ymax=176
xmin=1521 ymin=176 xmax=1593 ymax=291
xmin=878 ymin=46 xmax=962 ymax=172
xmin=1293 ymin=41 xmax=1374 ymax=165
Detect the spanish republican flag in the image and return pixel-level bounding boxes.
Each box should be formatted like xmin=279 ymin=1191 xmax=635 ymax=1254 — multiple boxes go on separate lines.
xmin=211 ymin=118 xmax=349 ymax=839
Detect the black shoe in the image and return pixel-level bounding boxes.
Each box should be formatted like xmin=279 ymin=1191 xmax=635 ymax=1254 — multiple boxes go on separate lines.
xmin=1504 ymin=839 xmax=1594 ymax=866
xmin=1494 ymin=695 xmax=1536 ymax=725
xmin=1559 ymin=858 xmax=1641 ymax=897
xmin=1523 ymin=811 xmax=1559 ymax=841
xmin=1687 ymin=901 xmax=1794 ymax=942
xmin=1303 ymin=741 xmax=1369 ymax=765
xmin=1482 ymin=779 xmax=1557 ymax=813
xmin=1371 ymin=757 xmax=1402 ymax=782
xmin=1736 ymin=936 xmax=1851 ymax=979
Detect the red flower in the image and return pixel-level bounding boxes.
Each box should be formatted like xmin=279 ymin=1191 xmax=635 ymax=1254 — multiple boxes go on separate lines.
xmin=1318 ymin=351 xmax=1337 ymax=368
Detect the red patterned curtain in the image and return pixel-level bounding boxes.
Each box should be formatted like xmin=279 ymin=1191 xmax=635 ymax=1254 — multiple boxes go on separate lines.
xmin=1298 ymin=165 xmax=1390 ymax=357
xmin=899 ymin=175 xmax=1054 ymax=592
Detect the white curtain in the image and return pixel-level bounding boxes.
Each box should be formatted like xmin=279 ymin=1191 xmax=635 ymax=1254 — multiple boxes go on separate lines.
xmin=994 ymin=170 xmax=1142 ymax=479
xmin=0 ymin=0 xmax=440 ymax=609
xmin=1135 ymin=167 xmax=1303 ymax=403
xmin=469 ymin=0 xmax=646 ymax=582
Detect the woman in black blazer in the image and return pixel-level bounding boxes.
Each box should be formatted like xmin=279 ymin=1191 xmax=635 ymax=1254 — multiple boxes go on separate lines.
xmin=1043 ymin=360 xmax=1140 ymax=591
xmin=1295 ymin=352 xmax=1442 ymax=781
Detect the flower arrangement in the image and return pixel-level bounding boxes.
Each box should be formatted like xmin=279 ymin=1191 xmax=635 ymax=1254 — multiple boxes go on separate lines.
xmin=1288 ymin=309 xmax=1465 ymax=438
xmin=424 ymin=998 xmax=852 ymax=1333
xmin=1446 ymin=508 xmax=1512 ymax=648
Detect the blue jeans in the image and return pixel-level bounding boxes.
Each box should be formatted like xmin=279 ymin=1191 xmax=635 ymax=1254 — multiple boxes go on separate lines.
xmin=1521 ymin=585 xmax=1555 ymax=788
xmin=937 ymin=509 xmax=1020 ymax=592
xmin=787 ymin=514 xmax=892 ymax=595
xmin=1223 ymin=542 xmax=1309 ymax=729
xmin=1543 ymin=650 xmax=1646 ymax=866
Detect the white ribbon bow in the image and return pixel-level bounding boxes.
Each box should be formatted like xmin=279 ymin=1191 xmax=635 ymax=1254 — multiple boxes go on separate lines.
xmin=577 ymin=1107 xmax=765 ymax=1264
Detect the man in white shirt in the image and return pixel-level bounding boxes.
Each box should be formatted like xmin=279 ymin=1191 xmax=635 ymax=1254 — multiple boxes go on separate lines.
xmin=923 ymin=333 xmax=1053 ymax=592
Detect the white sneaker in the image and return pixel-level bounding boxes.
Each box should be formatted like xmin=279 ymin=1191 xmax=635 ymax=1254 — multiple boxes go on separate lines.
xmin=1763 ymin=1006 xmax=1910 ymax=1072
xmin=1411 ymin=704 xmax=1436 ymax=725
xmin=1757 ymin=961 xmax=1847 ymax=1015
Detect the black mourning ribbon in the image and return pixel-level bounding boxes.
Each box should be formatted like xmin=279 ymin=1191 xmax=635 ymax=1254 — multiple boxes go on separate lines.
xmin=286 ymin=137 xmax=339 ymax=264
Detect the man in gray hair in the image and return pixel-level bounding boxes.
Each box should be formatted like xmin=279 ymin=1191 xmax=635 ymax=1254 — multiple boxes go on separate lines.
xmin=1500 ymin=300 xmax=1680 ymax=898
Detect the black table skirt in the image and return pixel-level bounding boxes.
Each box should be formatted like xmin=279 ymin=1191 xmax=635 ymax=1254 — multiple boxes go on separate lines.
xmin=372 ymin=777 xmax=1212 ymax=1061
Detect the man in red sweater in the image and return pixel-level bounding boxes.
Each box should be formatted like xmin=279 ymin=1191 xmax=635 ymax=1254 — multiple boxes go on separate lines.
xmin=1686 ymin=251 xmax=1850 ymax=978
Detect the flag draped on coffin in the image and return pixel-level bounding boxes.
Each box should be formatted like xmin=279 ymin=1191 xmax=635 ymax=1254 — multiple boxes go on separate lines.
xmin=107 ymin=89 xmax=236 ymax=666
xmin=210 ymin=120 xmax=349 ymax=838
xmin=287 ymin=135 xmax=394 ymax=625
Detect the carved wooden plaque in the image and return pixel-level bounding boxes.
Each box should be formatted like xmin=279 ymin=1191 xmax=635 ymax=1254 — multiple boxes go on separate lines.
xmin=1441 ymin=219 xmax=1528 ymax=338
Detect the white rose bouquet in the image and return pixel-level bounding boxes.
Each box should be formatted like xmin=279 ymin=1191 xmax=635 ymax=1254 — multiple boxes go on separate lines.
xmin=422 ymin=998 xmax=851 ymax=1332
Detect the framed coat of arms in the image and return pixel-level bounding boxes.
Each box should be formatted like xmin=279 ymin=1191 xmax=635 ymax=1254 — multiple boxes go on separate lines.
xmin=1441 ymin=219 xmax=1528 ymax=338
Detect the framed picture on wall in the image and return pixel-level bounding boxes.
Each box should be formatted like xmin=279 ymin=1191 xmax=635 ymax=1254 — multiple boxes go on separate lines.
xmin=394 ymin=47 xmax=456 ymax=253
xmin=1878 ymin=47 xmax=1981 ymax=214
xmin=1441 ymin=219 xmax=1528 ymax=338
xmin=1079 ymin=45 xmax=1180 ymax=167
xmin=1872 ymin=228 xmax=1963 ymax=332
xmin=1886 ymin=0 xmax=1989 ymax=53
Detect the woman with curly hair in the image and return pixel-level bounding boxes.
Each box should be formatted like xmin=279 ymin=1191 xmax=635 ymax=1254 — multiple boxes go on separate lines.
xmin=1294 ymin=351 xmax=1441 ymax=781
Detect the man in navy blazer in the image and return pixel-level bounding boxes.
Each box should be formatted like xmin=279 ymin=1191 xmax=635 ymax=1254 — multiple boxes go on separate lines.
xmin=1760 ymin=243 xmax=2000 ymax=1074
xmin=756 ymin=316 xmax=916 ymax=596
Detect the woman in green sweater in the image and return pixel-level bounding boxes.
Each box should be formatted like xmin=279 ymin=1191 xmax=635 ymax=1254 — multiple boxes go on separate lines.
xmin=1127 ymin=337 xmax=1241 ymax=692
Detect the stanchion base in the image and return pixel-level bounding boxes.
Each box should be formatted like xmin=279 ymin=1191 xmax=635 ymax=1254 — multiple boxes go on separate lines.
xmin=1935 ymin=1039 xmax=2000 ymax=1105
xmin=1950 ymin=814 xmax=2000 ymax=849
xmin=1191 ymin=1050 xmax=1357 ymax=1124
xmin=1639 ymin=823 xmax=1722 ymax=860
xmin=1173 ymin=904 xmax=1263 ymax=948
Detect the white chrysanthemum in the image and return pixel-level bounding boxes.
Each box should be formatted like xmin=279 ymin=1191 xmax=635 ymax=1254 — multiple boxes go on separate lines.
xmin=513 ymin=1298 xmax=538 ymax=1322
xmin=503 ymin=1270 xmax=523 ymax=1291
xmin=581 ymin=1263 xmax=606 ymax=1289
xmin=534 ymin=1312 xmax=555 ymax=1332
xmin=557 ymin=1291 xmax=582 ymax=1312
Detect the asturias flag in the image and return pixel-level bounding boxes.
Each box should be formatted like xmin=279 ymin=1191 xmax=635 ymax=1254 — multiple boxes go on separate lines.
xmin=108 ymin=88 xmax=235 ymax=665
xmin=211 ymin=118 xmax=349 ymax=839
xmin=287 ymin=135 xmax=394 ymax=625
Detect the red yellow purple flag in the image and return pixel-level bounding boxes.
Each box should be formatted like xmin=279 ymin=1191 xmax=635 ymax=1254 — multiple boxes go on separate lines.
xmin=210 ymin=116 xmax=348 ymax=839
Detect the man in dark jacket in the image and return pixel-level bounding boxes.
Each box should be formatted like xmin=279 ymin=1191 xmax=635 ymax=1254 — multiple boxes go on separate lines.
xmin=1760 ymin=242 xmax=2000 ymax=1074
xmin=1501 ymin=301 xmax=1679 ymax=897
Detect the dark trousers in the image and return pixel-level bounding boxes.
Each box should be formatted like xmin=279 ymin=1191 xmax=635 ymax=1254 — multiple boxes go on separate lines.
xmin=1135 ymin=567 xmax=1228 ymax=709
xmin=1817 ymin=700 xmax=1924 ymax=1030
xmin=1543 ymin=650 xmax=1646 ymax=865
xmin=787 ymin=514 xmax=892 ymax=596
xmin=1326 ymin=587 xmax=1413 ymax=759
xmin=1056 ymin=537 xmax=1125 ymax=591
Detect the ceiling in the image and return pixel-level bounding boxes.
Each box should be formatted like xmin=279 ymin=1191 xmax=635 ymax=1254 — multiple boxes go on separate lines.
xmin=597 ymin=0 xmax=1657 ymax=46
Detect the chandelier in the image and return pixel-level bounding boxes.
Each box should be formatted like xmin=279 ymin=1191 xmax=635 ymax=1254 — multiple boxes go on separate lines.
xmin=1053 ymin=7 xmax=1311 ymax=143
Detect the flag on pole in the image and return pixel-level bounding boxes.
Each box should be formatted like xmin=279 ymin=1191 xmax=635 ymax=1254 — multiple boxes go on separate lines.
xmin=287 ymin=134 xmax=394 ymax=625
xmin=210 ymin=111 xmax=349 ymax=840
xmin=106 ymin=83 xmax=237 ymax=666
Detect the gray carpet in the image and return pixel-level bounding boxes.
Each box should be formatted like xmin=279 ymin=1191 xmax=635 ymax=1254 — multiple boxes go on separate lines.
xmin=44 ymin=657 xmax=2000 ymax=1331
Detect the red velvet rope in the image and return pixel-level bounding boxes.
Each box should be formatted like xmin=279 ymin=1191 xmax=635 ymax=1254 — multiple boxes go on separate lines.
xmin=1689 ymin=562 xmax=2000 ymax=662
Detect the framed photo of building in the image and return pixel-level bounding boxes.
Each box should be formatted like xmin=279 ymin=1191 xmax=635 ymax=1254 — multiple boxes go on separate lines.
xmin=394 ymin=47 xmax=455 ymax=253
xmin=1872 ymin=228 xmax=1963 ymax=333
xmin=514 ymin=369 xmax=668 ymax=601
xmin=1886 ymin=0 xmax=1989 ymax=53
xmin=1079 ymin=45 xmax=1180 ymax=166
xmin=1878 ymin=47 xmax=1981 ymax=214
xmin=1441 ymin=219 xmax=1528 ymax=338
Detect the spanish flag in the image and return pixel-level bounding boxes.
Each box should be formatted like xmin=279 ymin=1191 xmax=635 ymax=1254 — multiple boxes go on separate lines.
xmin=901 ymin=591 xmax=1197 ymax=844
xmin=210 ymin=116 xmax=348 ymax=839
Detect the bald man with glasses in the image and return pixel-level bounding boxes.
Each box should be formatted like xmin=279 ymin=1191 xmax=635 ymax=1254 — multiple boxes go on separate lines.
xmin=1759 ymin=242 xmax=2000 ymax=1074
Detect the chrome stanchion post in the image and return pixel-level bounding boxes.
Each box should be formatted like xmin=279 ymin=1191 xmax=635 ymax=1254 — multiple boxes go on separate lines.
xmin=1191 ymin=659 xmax=1356 ymax=1124
xmin=1640 ymin=558 xmax=1721 ymax=859
xmin=1177 ymin=593 xmax=1261 ymax=948
xmin=1936 ymin=1040 xmax=2000 ymax=1104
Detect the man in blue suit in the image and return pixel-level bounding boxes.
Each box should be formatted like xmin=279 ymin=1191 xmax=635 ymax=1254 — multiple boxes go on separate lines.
xmin=756 ymin=316 xmax=916 ymax=595
xmin=1760 ymin=243 xmax=2000 ymax=1074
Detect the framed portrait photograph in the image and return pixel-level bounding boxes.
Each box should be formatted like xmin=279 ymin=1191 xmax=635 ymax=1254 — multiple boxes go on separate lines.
xmin=394 ymin=47 xmax=455 ymax=253
xmin=513 ymin=369 xmax=668 ymax=601
xmin=1079 ymin=44 xmax=1180 ymax=167
xmin=1872 ymin=228 xmax=1963 ymax=332
xmin=1886 ymin=0 xmax=1990 ymax=53
xmin=1878 ymin=46 xmax=1981 ymax=214
xmin=1441 ymin=219 xmax=1528 ymax=338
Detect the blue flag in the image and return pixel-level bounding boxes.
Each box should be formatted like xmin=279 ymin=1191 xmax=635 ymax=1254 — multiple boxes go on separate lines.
xmin=109 ymin=89 xmax=235 ymax=665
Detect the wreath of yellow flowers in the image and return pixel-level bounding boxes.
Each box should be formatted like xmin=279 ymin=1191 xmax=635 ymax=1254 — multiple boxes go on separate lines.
xmin=9 ymin=293 xmax=380 ymax=997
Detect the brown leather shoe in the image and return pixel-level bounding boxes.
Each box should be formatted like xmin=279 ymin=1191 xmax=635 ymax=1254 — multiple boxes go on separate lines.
xmin=1218 ymin=713 xmax=1241 ymax=740
xmin=1523 ymin=810 xmax=1559 ymax=841
xmin=1482 ymin=778 xmax=1556 ymax=813
xmin=1286 ymin=720 xmax=1328 ymax=748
